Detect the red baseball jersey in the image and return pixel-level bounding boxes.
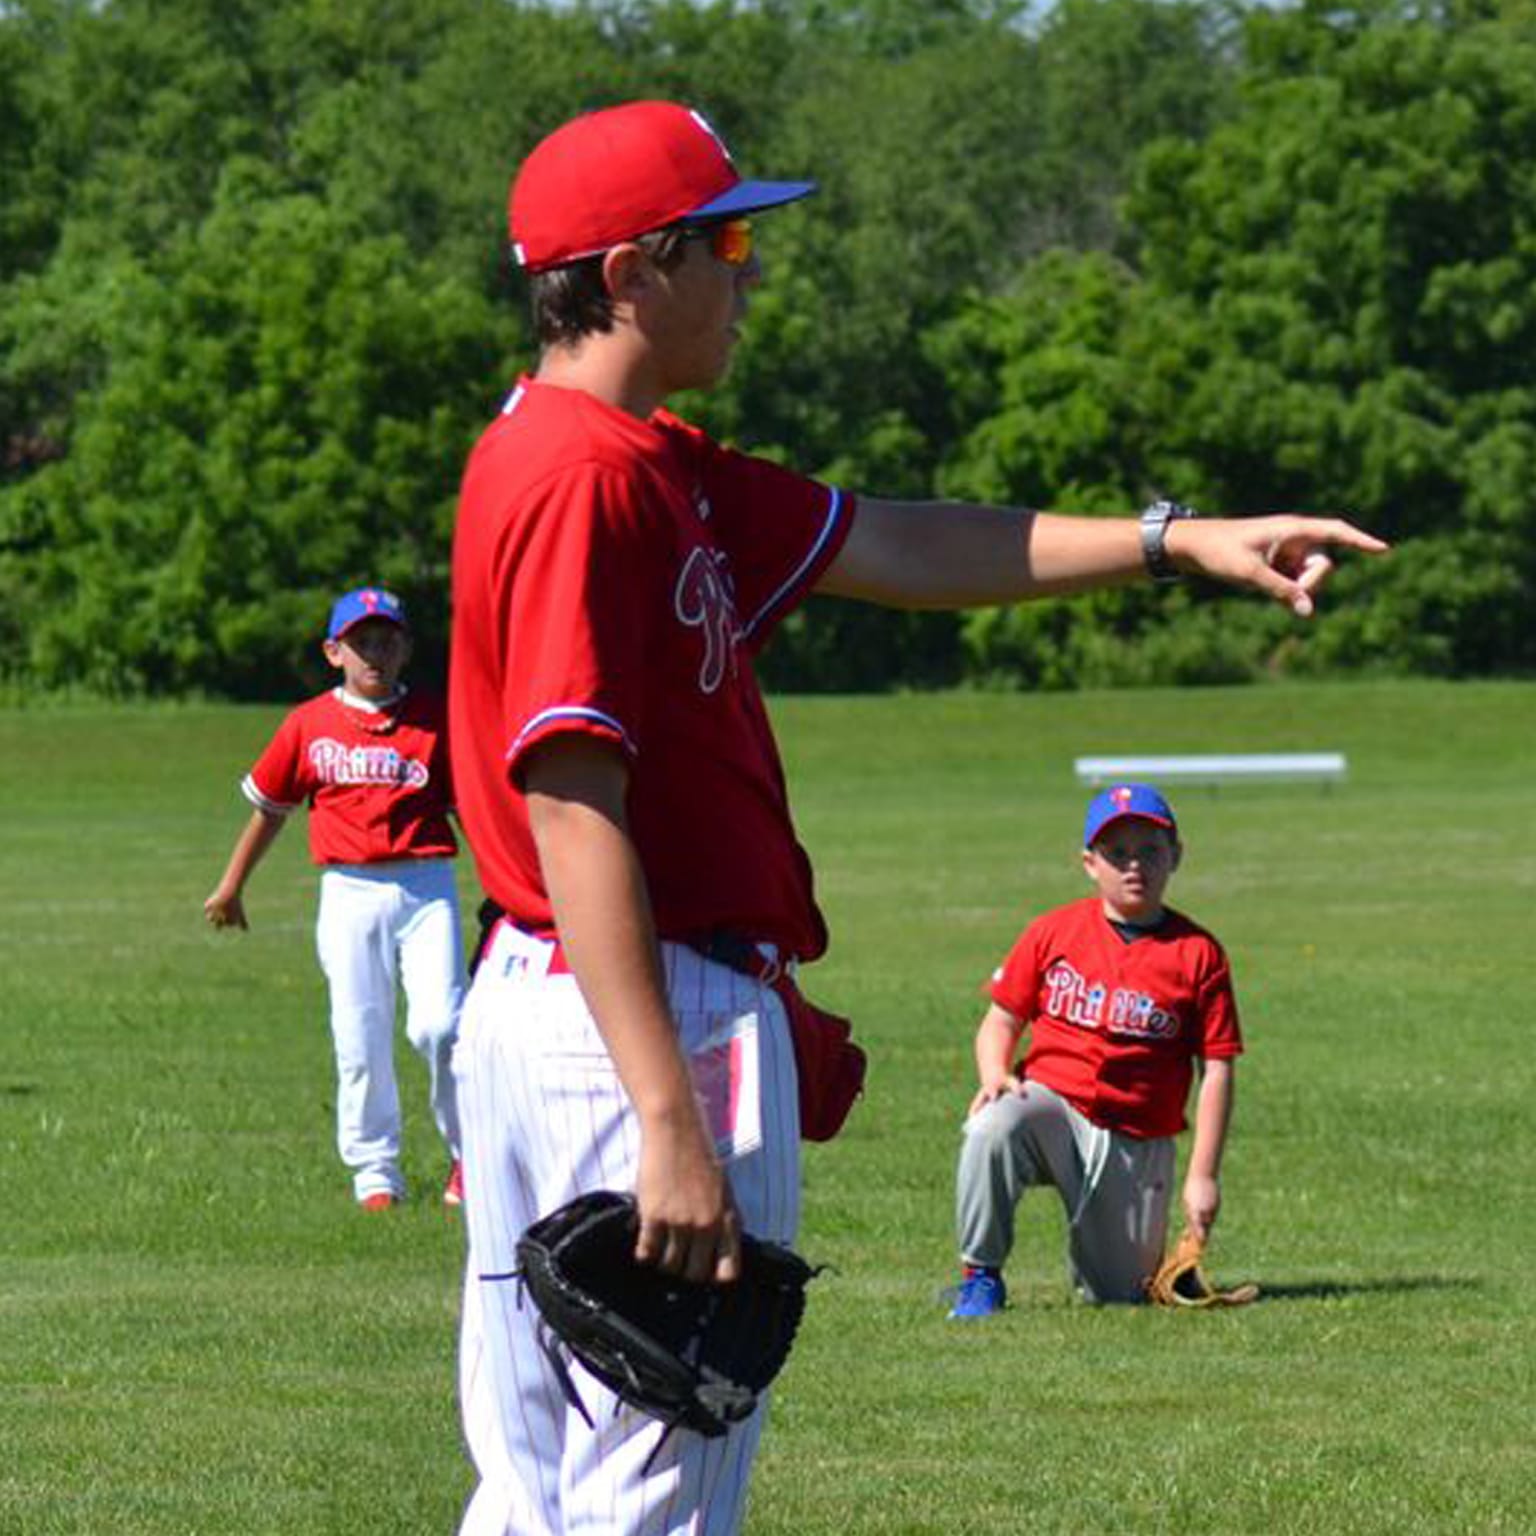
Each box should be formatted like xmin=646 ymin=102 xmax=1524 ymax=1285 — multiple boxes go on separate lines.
xmin=988 ymin=897 xmax=1242 ymax=1139
xmin=243 ymin=689 xmax=458 ymax=866
xmin=449 ymin=378 xmax=853 ymax=961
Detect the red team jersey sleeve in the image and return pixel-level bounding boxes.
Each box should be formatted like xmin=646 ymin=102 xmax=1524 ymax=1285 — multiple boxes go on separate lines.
xmin=659 ymin=415 xmax=854 ymax=651
xmin=245 ymin=706 xmax=311 ymax=813
xmin=498 ymin=460 xmax=673 ymax=780
xmin=1190 ymin=947 xmax=1243 ymax=1061
xmin=986 ymin=898 xmax=1242 ymax=1138
xmin=987 ymin=922 xmax=1046 ymax=1024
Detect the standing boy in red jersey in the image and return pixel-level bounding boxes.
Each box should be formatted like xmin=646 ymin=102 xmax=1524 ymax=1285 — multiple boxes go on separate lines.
xmin=206 ymin=587 xmax=464 ymax=1212
xmin=948 ymin=784 xmax=1240 ymax=1316
xmin=447 ymin=99 xmax=1382 ymax=1536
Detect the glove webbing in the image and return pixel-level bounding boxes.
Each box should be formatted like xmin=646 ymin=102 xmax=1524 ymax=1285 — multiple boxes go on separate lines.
xmin=529 ymin=1298 xmax=756 ymax=1473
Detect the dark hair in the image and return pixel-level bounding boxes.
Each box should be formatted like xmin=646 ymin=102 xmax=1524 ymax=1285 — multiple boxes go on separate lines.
xmin=527 ymin=227 xmax=691 ymax=347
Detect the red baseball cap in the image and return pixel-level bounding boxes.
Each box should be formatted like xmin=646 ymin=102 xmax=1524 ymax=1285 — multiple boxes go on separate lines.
xmin=509 ymin=100 xmax=816 ymax=272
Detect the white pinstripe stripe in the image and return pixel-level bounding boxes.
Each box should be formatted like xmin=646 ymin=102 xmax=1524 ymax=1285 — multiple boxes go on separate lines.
xmin=455 ymin=930 xmax=799 ymax=1535
xmin=456 ymin=983 xmax=561 ymax=1534
xmin=497 ymin=1053 xmax=562 ymax=1530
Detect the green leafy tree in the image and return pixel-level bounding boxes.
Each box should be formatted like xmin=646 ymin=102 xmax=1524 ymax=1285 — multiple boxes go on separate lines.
xmin=2 ymin=171 xmax=500 ymax=695
xmin=1127 ymin=6 xmax=1536 ymax=671
xmin=928 ymin=4 xmax=1536 ymax=684
xmin=1029 ymin=0 xmax=1234 ymax=254
xmin=727 ymin=0 xmax=1233 ymax=689
xmin=6 ymin=0 xmax=1535 ymax=694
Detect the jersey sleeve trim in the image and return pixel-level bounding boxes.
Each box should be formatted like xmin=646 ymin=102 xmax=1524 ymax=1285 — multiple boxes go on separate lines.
xmin=508 ymin=705 xmax=637 ymax=764
xmin=738 ymin=486 xmax=852 ymax=646
xmin=241 ymin=775 xmax=298 ymax=816
xmin=1198 ymin=1038 xmax=1245 ymax=1061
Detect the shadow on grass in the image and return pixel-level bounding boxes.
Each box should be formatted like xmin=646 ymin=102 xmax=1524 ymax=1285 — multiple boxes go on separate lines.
xmin=1256 ymin=1275 xmax=1483 ymax=1302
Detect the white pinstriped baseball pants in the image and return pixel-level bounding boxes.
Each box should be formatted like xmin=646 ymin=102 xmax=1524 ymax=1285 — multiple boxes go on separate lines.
xmin=454 ymin=925 xmax=801 ymax=1536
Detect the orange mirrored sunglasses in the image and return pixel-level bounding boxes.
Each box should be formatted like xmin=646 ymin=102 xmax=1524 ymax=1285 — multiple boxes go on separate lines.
xmin=681 ymin=217 xmax=755 ymax=268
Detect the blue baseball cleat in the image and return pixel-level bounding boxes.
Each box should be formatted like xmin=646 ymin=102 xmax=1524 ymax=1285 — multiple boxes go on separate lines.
xmin=947 ymin=1268 xmax=1006 ymax=1319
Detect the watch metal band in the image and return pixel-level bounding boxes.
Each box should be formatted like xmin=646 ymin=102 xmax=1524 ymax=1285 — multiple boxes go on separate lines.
xmin=1140 ymin=499 xmax=1197 ymax=583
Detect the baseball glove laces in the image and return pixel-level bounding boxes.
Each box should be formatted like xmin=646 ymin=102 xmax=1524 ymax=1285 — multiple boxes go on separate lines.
xmin=511 ymin=1190 xmax=818 ymax=1469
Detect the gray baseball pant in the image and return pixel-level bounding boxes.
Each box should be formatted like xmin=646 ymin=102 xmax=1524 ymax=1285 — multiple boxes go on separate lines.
xmin=955 ymin=1080 xmax=1173 ymax=1303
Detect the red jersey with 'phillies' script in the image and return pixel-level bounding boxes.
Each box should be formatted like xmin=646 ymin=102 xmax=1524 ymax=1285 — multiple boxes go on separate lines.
xmin=449 ymin=378 xmax=853 ymax=961
xmin=988 ymin=897 xmax=1242 ymax=1139
xmin=243 ymin=689 xmax=458 ymax=866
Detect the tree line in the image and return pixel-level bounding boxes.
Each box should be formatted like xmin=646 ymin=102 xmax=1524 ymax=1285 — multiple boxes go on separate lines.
xmin=1 ymin=0 xmax=1532 ymax=699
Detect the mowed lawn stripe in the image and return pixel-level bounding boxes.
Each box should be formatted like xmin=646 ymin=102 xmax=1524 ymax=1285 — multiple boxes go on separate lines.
xmin=0 ymin=680 xmax=1531 ymax=1534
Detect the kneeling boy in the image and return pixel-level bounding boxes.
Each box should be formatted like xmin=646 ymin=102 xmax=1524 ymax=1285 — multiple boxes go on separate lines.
xmin=949 ymin=784 xmax=1242 ymax=1315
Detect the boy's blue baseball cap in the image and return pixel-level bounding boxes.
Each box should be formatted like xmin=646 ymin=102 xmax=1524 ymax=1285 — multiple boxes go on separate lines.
xmin=1084 ymin=783 xmax=1178 ymax=847
xmin=327 ymin=587 xmax=406 ymax=639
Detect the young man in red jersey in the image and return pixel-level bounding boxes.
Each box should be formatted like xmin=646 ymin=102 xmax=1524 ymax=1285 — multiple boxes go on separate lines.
xmin=447 ymin=100 xmax=1384 ymax=1536
xmin=206 ymin=587 xmax=463 ymax=1211
xmin=948 ymin=784 xmax=1237 ymax=1317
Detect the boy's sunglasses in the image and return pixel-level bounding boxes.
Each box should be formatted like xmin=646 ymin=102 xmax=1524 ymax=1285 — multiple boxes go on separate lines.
xmin=679 ymin=217 xmax=755 ymax=268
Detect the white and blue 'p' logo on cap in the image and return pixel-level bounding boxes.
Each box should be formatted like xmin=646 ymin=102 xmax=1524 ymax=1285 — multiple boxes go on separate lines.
xmin=327 ymin=587 xmax=407 ymax=640
xmin=1083 ymin=783 xmax=1177 ymax=847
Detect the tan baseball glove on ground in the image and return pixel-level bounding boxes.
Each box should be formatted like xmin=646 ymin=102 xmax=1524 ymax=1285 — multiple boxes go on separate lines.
xmin=1147 ymin=1228 xmax=1260 ymax=1308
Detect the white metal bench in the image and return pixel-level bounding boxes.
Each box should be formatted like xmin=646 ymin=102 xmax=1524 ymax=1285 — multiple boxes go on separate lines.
xmin=1073 ymin=753 xmax=1347 ymax=788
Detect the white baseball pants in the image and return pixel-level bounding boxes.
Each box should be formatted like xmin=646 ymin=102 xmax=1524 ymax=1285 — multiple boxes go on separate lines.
xmin=956 ymin=1080 xmax=1173 ymax=1303
xmin=315 ymin=858 xmax=464 ymax=1202
xmin=454 ymin=925 xmax=801 ymax=1536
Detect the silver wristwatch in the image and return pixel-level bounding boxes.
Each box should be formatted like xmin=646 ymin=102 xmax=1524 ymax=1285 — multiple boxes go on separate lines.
xmin=1140 ymin=499 xmax=1198 ymax=583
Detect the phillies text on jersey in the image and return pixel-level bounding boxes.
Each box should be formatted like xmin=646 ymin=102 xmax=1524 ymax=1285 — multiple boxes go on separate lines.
xmin=988 ymin=896 xmax=1242 ymax=1139
xmin=305 ymin=738 xmax=432 ymax=789
xmin=1040 ymin=960 xmax=1182 ymax=1040
xmin=244 ymin=688 xmax=457 ymax=866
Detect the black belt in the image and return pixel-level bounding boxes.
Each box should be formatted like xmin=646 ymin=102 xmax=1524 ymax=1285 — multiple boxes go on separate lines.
xmin=680 ymin=930 xmax=776 ymax=979
xmin=470 ymin=902 xmax=778 ymax=983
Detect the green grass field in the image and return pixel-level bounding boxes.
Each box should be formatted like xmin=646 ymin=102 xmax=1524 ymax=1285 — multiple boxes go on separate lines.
xmin=1 ymin=680 xmax=1533 ymax=1535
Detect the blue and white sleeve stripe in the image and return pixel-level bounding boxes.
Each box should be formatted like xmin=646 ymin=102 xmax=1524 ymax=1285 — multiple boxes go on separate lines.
xmin=507 ymin=705 xmax=638 ymax=764
xmin=739 ymin=486 xmax=848 ymax=644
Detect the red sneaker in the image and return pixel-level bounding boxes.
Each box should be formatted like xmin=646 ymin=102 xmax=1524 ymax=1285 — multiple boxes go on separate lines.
xmin=443 ymin=1160 xmax=464 ymax=1208
xmin=360 ymin=1192 xmax=398 ymax=1212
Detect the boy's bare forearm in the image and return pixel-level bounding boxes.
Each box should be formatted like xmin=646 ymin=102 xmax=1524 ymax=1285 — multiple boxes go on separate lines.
xmin=1186 ymin=1059 xmax=1235 ymax=1180
xmin=525 ymin=737 xmax=738 ymax=1285
xmin=215 ymin=809 xmax=285 ymax=895
xmin=530 ymin=786 xmax=691 ymax=1120
xmin=1182 ymin=1059 xmax=1235 ymax=1239
xmin=969 ymin=1004 xmax=1027 ymax=1113
xmin=205 ymin=808 xmax=286 ymax=928
xmin=822 ymin=500 xmax=1388 ymax=616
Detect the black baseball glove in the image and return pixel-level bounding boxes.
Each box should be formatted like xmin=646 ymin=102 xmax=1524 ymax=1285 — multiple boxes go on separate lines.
xmin=515 ymin=1190 xmax=817 ymax=1453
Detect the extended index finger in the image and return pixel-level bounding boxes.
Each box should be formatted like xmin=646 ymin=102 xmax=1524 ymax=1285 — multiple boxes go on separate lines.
xmin=1284 ymin=516 xmax=1391 ymax=554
